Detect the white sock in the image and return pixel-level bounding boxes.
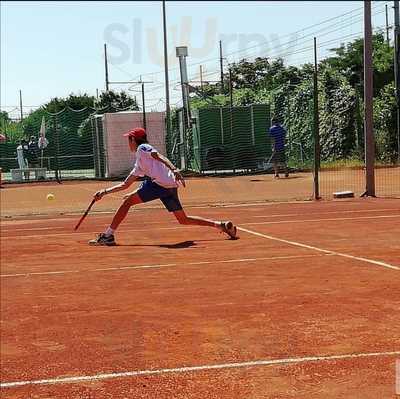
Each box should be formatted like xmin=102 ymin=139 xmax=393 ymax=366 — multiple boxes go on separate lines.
xmin=104 ymin=227 xmax=114 ymax=237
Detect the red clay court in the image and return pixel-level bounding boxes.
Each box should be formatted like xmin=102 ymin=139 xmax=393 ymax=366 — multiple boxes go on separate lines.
xmin=1 ymin=178 xmax=399 ymax=398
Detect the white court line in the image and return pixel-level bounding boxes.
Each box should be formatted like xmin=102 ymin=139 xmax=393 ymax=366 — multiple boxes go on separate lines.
xmin=238 ymin=227 xmax=400 ymax=271
xmin=1 ymin=351 xmax=399 ymax=388
xmin=2 ymin=210 xmax=398 ymax=232
xmin=2 ymin=214 xmax=399 ymax=239
xmin=1 ymin=198 xmax=380 ymax=222
xmin=243 ymin=214 xmax=400 ymax=226
xmin=1 ymin=226 xmax=66 ymax=232
xmin=0 ymin=201 xmax=301 ymax=220
xmin=251 ymin=208 xmax=400 ymax=218
xmin=0 ymin=254 xmax=325 ymax=278
xmin=1 ymin=225 xmax=197 ymax=239
xmin=1 ymin=219 xmax=171 ymax=233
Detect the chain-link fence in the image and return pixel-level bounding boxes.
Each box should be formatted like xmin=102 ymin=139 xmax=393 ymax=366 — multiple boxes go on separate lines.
xmin=270 ymin=79 xmax=315 ymax=173
xmin=168 ymin=71 xmax=398 ymax=199
xmin=168 ymin=104 xmax=272 ymax=175
xmin=0 ymin=107 xmax=114 ymax=183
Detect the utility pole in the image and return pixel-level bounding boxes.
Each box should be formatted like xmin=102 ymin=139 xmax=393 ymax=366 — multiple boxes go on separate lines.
xmin=229 ymin=68 xmax=233 ymax=107
xmin=176 ymin=46 xmax=191 ymax=129
xmin=140 ymin=77 xmax=147 ymax=129
xmin=228 ymin=67 xmax=234 ymax=169
xmin=386 ymin=4 xmax=390 ymax=44
xmin=219 ymin=40 xmax=224 ymax=94
xmin=313 ymin=37 xmax=320 ymax=200
xmin=200 ymin=65 xmax=204 ymax=93
xmin=363 ymin=0 xmax=375 ymax=197
xmin=104 ymin=43 xmax=110 ymax=91
xmin=19 ymin=90 xmax=23 ymax=121
xmin=176 ymin=46 xmax=192 ymax=171
xmin=394 ymin=0 xmax=400 ymax=163
xmin=162 ymin=0 xmax=171 ymax=137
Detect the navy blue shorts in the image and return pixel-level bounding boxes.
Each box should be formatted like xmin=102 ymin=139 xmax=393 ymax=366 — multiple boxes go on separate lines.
xmin=137 ymin=178 xmax=183 ymax=212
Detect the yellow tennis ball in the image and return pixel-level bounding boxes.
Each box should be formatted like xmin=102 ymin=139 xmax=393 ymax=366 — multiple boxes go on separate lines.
xmin=46 ymin=193 xmax=55 ymax=201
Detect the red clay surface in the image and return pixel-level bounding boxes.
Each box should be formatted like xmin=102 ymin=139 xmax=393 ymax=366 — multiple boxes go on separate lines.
xmin=1 ymin=168 xmax=398 ymax=219
xmin=1 ymin=198 xmax=400 ymax=398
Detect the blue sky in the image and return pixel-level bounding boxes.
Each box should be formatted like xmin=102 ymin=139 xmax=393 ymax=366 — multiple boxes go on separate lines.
xmin=1 ymin=1 xmax=390 ymax=118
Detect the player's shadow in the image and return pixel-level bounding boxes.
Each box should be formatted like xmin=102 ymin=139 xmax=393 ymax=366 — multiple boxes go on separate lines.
xmin=119 ymin=240 xmax=216 ymax=249
xmin=159 ymin=240 xmax=197 ymax=249
xmin=84 ymin=238 xmax=238 ymax=247
xmin=280 ymin=176 xmax=302 ymax=180
xmin=250 ymin=176 xmax=302 ymax=182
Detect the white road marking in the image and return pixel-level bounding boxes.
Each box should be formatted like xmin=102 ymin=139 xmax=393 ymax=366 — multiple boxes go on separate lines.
xmin=1 ymin=351 xmax=399 ymax=388
xmin=0 ymin=254 xmax=325 ymax=278
xmin=238 ymin=227 xmax=400 ymax=270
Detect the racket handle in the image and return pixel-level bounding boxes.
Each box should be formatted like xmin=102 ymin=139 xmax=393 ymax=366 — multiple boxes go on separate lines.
xmin=74 ymin=199 xmax=96 ymax=231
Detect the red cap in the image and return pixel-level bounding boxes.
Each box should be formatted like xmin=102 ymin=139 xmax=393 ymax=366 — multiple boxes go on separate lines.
xmin=123 ymin=127 xmax=146 ymax=140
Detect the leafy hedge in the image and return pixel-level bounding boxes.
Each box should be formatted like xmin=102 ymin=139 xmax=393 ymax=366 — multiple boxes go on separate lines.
xmin=374 ymin=83 xmax=399 ymax=163
xmin=319 ymin=69 xmax=357 ymax=161
xmin=185 ymin=32 xmax=399 ymax=167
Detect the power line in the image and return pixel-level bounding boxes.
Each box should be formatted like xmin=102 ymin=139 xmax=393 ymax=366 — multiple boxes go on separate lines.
xmin=224 ymin=7 xmax=388 ymax=64
xmin=159 ymin=22 xmax=387 ymax=95
xmin=127 ymin=1 xmax=388 ymax=82
xmin=9 ymin=4 xmax=383 ymax=114
xmin=227 ymin=23 xmax=387 ymax=66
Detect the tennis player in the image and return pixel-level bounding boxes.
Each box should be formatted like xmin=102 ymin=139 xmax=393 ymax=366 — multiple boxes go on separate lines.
xmin=89 ymin=127 xmax=237 ymax=246
xmin=269 ymin=118 xmax=289 ymax=179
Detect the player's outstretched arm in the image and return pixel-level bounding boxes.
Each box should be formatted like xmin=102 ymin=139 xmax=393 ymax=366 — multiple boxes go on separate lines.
xmin=94 ymin=174 xmax=138 ymax=201
xmin=151 ymin=151 xmax=186 ymax=187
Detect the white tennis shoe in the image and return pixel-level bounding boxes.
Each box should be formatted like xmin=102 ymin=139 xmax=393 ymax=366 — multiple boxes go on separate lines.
xmin=220 ymin=221 xmax=238 ymax=240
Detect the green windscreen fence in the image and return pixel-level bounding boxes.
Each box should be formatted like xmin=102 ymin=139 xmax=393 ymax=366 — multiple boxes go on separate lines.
xmin=171 ymin=104 xmax=272 ymax=174
xmin=169 ymin=100 xmax=315 ymax=176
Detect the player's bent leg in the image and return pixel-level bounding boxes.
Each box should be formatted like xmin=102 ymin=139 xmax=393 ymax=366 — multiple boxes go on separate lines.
xmin=173 ymin=210 xmax=218 ymax=227
xmin=173 ymin=210 xmax=238 ymax=239
xmin=110 ymin=192 xmax=143 ymax=230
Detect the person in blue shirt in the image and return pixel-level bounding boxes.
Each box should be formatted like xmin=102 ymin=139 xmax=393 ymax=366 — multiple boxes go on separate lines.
xmin=269 ymin=118 xmax=289 ymax=178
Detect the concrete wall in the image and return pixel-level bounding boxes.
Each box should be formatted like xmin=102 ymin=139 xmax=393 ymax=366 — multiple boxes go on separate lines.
xmin=103 ymin=111 xmax=166 ymax=178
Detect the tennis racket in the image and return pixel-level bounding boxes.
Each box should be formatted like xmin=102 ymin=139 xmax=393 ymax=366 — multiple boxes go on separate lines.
xmin=74 ymin=198 xmax=96 ymax=231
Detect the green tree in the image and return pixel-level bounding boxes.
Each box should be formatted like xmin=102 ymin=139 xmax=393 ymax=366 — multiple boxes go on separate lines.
xmin=0 ymin=111 xmax=10 ymax=125
xmin=96 ymin=90 xmax=139 ymax=110
xmin=0 ymin=112 xmax=24 ymax=143
xmin=321 ymin=31 xmax=393 ymax=96
xmin=45 ymin=93 xmax=97 ymax=113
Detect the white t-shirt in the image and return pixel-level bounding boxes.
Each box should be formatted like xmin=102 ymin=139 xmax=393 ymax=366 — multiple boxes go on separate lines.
xmin=129 ymin=144 xmax=178 ymax=188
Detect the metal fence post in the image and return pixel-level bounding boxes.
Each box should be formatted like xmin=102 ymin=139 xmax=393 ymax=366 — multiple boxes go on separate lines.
xmin=313 ymin=37 xmax=321 ymax=200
